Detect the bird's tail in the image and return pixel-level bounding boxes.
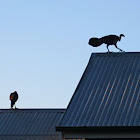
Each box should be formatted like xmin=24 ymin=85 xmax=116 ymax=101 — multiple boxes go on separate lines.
xmin=88 ymin=37 xmax=103 ymax=47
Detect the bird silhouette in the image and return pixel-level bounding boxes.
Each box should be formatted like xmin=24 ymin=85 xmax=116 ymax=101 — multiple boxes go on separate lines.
xmin=10 ymin=91 xmax=18 ymax=109
xmin=89 ymin=34 xmax=125 ymax=52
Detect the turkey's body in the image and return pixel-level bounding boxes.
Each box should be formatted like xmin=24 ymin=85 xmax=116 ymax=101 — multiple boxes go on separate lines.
xmin=100 ymin=35 xmax=119 ymax=45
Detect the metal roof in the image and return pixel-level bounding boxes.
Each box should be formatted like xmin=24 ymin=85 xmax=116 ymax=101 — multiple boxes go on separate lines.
xmin=0 ymin=109 xmax=65 ymax=139
xmin=58 ymin=52 xmax=140 ymax=128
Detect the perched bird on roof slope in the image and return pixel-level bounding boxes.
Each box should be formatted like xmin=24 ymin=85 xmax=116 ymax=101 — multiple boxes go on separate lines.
xmin=89 ymin=34 xmax=125 ymax=52
xmin=10 ymin=91 xmax=18 ymax=109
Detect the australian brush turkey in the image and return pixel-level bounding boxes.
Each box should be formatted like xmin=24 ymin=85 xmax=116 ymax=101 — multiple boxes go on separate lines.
xmin=10 ymin=91 xmax=18 ymax=109
xmin=89 ymin=34 xmax=125 ymax=52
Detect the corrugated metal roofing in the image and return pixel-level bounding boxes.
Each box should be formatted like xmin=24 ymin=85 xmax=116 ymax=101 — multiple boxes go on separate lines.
xmin=58 ymin=52 xmax=140 ymax=127
xmin=0 ymin=109 xmax=65 ymax=139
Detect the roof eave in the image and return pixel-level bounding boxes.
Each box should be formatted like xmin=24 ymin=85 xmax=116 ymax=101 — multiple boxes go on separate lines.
xmin=56 ymin=126 xmax=140 ymax=132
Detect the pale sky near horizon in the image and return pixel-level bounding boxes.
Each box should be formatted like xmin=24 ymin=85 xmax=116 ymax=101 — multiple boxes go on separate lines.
xmin=0 ymin=0 xmax=140 ymax=109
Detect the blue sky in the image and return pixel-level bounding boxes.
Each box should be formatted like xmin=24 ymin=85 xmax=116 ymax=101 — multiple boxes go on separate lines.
xmin=0 ymin=0 xmax=140 ymax=109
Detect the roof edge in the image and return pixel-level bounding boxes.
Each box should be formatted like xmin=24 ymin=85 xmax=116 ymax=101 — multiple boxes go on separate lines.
xmin=0 ymin=108 xmax=65 ymax=113
xmin=56 ymin=126 xmax=140 ymax=132
xmin=57 ymin=54 xmax=93 ymax=126
xmin=91 ymin=52 xmax=140 ymax=56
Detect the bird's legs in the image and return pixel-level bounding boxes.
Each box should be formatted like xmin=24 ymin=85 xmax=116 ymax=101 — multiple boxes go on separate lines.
xmin=106 ymin=45 xmax=110 ymax=53
xmin=115 ymin=44 xmax=124 ymax=52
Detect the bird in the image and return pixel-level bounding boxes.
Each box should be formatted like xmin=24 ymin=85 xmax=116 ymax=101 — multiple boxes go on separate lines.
xmin=10 ymin=91 xmax=18 ymax=109
xmin=88 ymin=34 xmax=125 ymax=52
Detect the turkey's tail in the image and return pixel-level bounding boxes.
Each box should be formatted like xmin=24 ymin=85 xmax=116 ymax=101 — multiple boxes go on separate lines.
xmin=88 ymin=37 xmax=103 ymax=47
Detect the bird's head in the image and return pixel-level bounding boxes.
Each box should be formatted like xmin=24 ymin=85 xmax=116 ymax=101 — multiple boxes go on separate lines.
xmin=119 ymin=34 xmax=125 ymax=41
